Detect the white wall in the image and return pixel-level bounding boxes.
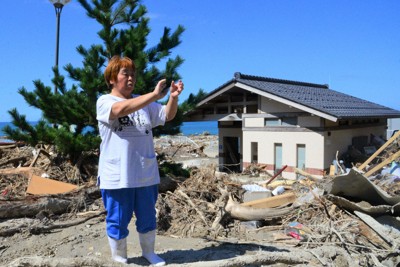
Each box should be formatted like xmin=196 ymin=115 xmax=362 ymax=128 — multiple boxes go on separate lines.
xmin=242 ymin=130 xmax=325 ymax=179
xmin=241 ymin=124 xmax=386 ymax=178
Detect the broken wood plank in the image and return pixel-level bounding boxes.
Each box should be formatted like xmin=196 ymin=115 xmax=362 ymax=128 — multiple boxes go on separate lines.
xmin=241 ymin=192 xmax=296 ymax=208
xmin=364 ymin=150 xmax=400 ymax=177
xmin=354 ymin=210 xmax=397 ymax=249
xmin=358 ymin=130 xmax=400 ymax=171
xmin=26 ymin=175 xmax=78 ymax=195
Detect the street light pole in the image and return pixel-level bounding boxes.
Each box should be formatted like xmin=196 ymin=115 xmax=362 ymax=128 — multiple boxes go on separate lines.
xmin=50 ymin=0 xmax=70 ymax=94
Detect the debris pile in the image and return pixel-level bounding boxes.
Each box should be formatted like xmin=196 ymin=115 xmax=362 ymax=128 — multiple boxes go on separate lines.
xmin=1 ymin=133 xmax=400 ymax=266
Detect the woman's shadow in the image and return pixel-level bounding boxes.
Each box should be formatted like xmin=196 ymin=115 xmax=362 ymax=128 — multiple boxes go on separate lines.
xmin=128 ymin=240 xmax=289 ymax=266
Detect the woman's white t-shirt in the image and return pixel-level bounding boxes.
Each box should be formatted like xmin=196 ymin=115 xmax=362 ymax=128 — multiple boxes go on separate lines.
xmin=96 ymin=94 xmax=166 ymax=189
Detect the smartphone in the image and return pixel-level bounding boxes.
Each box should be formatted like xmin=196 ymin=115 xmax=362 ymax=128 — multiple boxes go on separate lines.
xmin=162 ymin=86 xmax=169 ymax=94
xmin=163 ymin=78 xmax=173 ymax=93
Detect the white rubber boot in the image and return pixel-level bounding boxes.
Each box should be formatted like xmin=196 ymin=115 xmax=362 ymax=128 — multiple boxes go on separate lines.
xmin=107 ymin=236 xmax=128 ymax=264
xmin=139 ymin=230 xmax=166 ymax=266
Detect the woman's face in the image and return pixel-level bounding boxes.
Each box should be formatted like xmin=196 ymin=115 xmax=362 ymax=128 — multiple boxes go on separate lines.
xmin=111 ymin=67 xmax=136 ymax=95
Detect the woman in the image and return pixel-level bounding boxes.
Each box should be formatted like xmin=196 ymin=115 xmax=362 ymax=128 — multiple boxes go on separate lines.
xmin=96 ymin=55 xmax=183 ymax=265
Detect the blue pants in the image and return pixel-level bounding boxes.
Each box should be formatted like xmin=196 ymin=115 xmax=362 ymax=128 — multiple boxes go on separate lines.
xmin=101 ymin=185 xmax=158 ymax=240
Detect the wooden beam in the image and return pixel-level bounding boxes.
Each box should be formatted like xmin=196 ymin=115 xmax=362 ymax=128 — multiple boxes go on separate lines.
xmin=241 ymin=192 xmax=296 ymax=208
xmin=364 ymin=150 xmax=400 ymax=177
xmin=358 ymin=130 xmax=400 ymax=171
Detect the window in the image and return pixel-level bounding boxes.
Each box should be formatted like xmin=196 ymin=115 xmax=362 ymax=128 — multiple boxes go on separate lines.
xmin=297 ymin=144 xmax=306 ymax=169
xmin=296 ymin=144 xmax=306 ymax=179
xmin=274 ymin=143 xmax=282 ymax=173
xmin=265 ymin=118 xmax=280 ymax=126
xmin=265 ymin=117 xmax=297 ymax=127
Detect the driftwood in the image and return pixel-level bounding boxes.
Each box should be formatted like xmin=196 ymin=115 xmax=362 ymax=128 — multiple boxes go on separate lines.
xmin=0 ymin=186 xmax=101 ymax=219
xmin=224 ymin=195 xmax=294 ymax=221
xmin=176 ymin=189 xmax=208 ymax=224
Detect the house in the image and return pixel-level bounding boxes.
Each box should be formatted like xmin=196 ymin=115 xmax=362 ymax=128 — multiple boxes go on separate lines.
xmin=185 ymin=72 xmax=400 ymax=178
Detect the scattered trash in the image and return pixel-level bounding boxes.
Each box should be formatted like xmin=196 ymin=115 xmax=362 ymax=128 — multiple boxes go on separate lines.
xmin=272 ymin=185 xmax=285 ymax=196
xmin=241 ymin=220 xmax=262 ymax=229
xmin=285 ymin=222 xmax=310 ymax=240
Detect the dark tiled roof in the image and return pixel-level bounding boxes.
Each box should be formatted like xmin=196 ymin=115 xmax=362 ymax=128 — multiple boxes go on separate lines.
xmin=221 ymin=72 xmax=400 ymax=119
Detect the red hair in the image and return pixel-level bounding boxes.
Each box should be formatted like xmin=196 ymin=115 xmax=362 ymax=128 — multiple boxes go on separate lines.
xmin=104 ymin=56 xmax=136 ymax=88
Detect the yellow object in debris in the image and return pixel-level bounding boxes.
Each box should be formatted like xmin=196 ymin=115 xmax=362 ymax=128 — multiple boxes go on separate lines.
xmin=263 ymin=179 xmax=296 ymax=188
xmin=329 ymin=164 xmax=336 ymax=176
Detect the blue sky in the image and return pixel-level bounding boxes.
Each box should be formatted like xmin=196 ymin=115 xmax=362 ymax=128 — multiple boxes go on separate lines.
xmin=1 ymin=0 xmax=399 ymax=122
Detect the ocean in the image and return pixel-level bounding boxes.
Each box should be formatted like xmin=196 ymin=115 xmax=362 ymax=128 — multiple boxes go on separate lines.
xmin=0 ymin=120 xmax=218 ymax=138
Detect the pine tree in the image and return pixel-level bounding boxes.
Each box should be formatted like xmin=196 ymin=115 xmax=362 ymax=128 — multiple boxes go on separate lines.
xmin=3 ymin=0 xmax=185 ymax=164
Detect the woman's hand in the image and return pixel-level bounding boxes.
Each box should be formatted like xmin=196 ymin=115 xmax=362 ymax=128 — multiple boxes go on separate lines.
xmin=170 ymin=80 xmax=184 ymax=99
xmin=165 ymin=80 xmax=184 ymax=121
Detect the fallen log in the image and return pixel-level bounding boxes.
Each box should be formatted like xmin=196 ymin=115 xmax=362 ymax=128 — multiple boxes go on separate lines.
xmin=0 ymin=186 xmax=101 ymax=219
xmin=224 ymin=195 xmax=294 ymax=221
